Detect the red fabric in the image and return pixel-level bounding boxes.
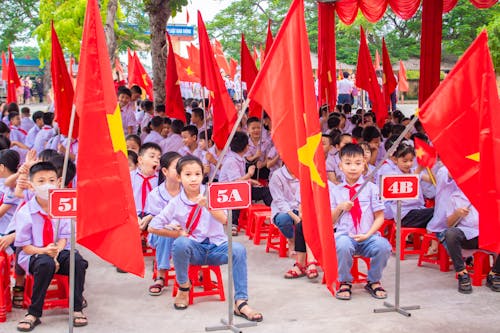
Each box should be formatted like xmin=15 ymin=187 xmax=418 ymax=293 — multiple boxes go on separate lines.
xmin=355 ymin=27 xmax=386 ymax=128
xmin=418 ymin=0 xmax=443 ymax=106
xmin=414 ymin=137 xmax=437 ymax=168
xmin=165 ymin=34 xmax=186 ymax=123
xmin=398 ymin=60 xmax=409 ymax=92
xmin=127 ymin=49 xmax=135 ymax=85
xmin=264 ymin=20 xmax=274 ymax=60
xmin=187 ymin=43 xmax=201 ymax=76
xmin=1 ymin=52 xmax=7 ymax=81
xmin=240 ymin=34 xmax=262 ymax=119
xmin=345 ymin=184 xmax=362 ymax=233
xmin=130 ymin=53 xmax=154 ymax=100
xmin=10 ymin=126 xmax=27 ymax=136
xmin=198 ymin=12 xmax=237 ymax=150
xmin=114 ymin=58 xmax=124 ymax=78
xmin=229 ymin=58 xmax=238 ymax=79
xmin=389 ymin=0 xmax=421 ymax=19
xmin=75 ymin=0 xmax=144 ymax=277
xmin=374 ymin=49 xmax=381 ymax=71
xmin=248 ymin=0 xmax=337 ymax=294
xmin=7 ymin=49 xmax=21 ymax=104
xmin=175 ymin=54 xmax=201 ymax=83
xmin=38 ymin=212 xmax=54 ymax=247
xmin=51 ymin=23 xmax=78 ymax=138
xmin=185 ymin=205 xmax=202 ymax=236
xmin=382 ymin=38 xmax=397 ymax=111
xmin=69 ymin=57 xmax=75 ymax=79
xmin=138 ymin=173 xmax=154 ymax=215
xmin=186 ymin=10 xmax=190 ymax=24
xmin=317 ymin=2 xmax=337 ymax=111
xmin=213 ymin=39 xmax=231 ymax=76
xmin=252 ymin=46 xmax=259 ymax=64
xmin=419 ymin=31 xmax=500 ymax=252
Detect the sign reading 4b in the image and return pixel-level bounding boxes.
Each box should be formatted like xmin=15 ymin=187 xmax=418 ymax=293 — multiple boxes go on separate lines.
xmin=208 ymin=181 xmax=251 ymax=210
xmin=380 ymin=175 xmax=420 ymax=201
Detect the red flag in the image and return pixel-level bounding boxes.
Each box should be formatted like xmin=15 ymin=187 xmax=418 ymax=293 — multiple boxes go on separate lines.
xmin=374 ymin=49 xmax=380 ymax=71
xmin=198 ymin=12 xmax=237 ymax=149
xmin=130 ymin=53 xmax=154 ymax=100
xmin=229 ymin=58 xmax=238 ymax=79
xmin=414 ymin=137 xmax=436 ymax=168
xmin=264 ymin=20 xmax=274 ymax=60
xmin=186 ymin=10 xmax=190 ymax=24
xmin=187 ymin=43 xmax=201 ymax=73
xmin=213 ymin=39 xmax=231 ymax=76
xmin=127 ymin=48 xmax=135 ymax=86
xmin=355 ymin=27 xmax=386 ymax=128
xmin=382 ymin=38 xmax=397 ymax=111
xmin=240 ymin=34 xmax=262 ymax=118
xmin=7 ymin=48 xmax=21 ymax=104
xmin=75 ymin=0 xmax=144 ymax=276
xmin=51 ymin=22 xmax=78 ymax=138
xmin=165 ymin=33 xmax=186 ymax=123
xmin=419 ymin=31 xmax=500 ymax=252
xmin=252 ymin=46 xmax=258 ymax=64
xmin=398 ymin=60 xmax=409 ymax=92
xmin=175 ymin=54 xmax=201 ymax=83
xmin=248 ymin=0 xmax=337 ymax=294
xmin=1 ymin=52 xmax=7 ymax=81
xmin=318 ymin=2 xmax=336 ymax=111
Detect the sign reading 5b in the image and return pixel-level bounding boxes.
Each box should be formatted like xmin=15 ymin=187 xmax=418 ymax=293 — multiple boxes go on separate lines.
xmin=49 ymin=189 xmax=77 ymax=218
xmin=380 ymin=175 xmax=419 ymax=201
xmin=208 ymin=181 xmax=251 ymax=210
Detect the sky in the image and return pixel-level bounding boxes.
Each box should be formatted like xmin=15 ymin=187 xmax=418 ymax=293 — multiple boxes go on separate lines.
xmin=171 ymin=0 xmax=233 ymax=24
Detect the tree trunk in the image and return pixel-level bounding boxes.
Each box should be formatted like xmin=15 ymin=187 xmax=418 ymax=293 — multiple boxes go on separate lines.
xmin=104 ymin=0 xmax=119 ymax=64
xmin=147 ymin=0 xmax=170 ymax=106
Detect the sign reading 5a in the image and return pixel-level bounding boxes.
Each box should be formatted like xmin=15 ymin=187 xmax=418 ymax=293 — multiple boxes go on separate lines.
xmin=208 ymin=181 xmax=251 ymax=210
xmin=380 ymin=175 xmax=420 ymax=201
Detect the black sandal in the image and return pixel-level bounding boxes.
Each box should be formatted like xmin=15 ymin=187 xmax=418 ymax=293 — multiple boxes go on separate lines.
xmin=335 ymin=282 xmax=352 ymax=300
xmin=12 ymin=285 xmax=24 ymax=309
xmin=234 ymin=301 xmax=263 ymax=322
xmin=17 ymin=314 xmax=41 ymax=332
xmin=73 ymin=312 xmax=88 ymax=327
xmin=149 ymin=277 xmax=165 ymax=296
xmin=173 ymin=284 xmax=191 ymax=310
xmin=365 ymin=281 xmax=388 ymax=299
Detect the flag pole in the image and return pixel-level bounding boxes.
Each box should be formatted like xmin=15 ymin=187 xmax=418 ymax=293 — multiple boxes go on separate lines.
xmin=426 ymin=167 xmax=437 ymax=186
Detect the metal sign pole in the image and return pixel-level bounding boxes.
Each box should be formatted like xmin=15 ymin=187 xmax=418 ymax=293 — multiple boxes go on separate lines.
xmin=68 ymin=218 xmax=76 ymax=333
xmin=374 ymin=201 xmax=420 ymax=317
xmin=205 ymin=210 xmax=257 ymax=332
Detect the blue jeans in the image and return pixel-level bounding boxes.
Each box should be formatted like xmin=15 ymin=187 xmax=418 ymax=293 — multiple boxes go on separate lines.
xmin=172 ymin=237 xmax=248 ymax=301
xmin=273 ymin=211 xmax=297 ymax=239
xmin=148 ymin=234 xmax=173 ymax=270
xmin=335 ymin=234 xmax=391 ymax=283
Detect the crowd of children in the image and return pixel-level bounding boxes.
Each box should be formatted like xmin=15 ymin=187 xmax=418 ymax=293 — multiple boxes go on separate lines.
xmin=0 ymin=82 xmax=498 ymax=331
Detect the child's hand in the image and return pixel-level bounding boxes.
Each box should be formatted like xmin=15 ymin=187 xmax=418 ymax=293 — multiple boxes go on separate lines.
xmin=206 ymin=152 xmax=217 ymax=165
xmin=247 ymin=165 xmax=256 ymax=177
xmin=250 ymin=179 xmax=262 ymax=187
xmin=195 ymin=194 xmax=208 ymax=207
xmin=16 ymin=174 xmax=30 ymax=190
xmin=172 ymin=224 xmax=188 ymax=237
xmin=339 ymin=201 xmax=354 ymax=212
xmin=352 ymin=233 xmax=369 ymax=242
xmin=25 ymin=149 xmax=38 ymax=165
xmin=0 ymin=234 xmax=14 ymax=252
xmin=456 ymin=207 xmax=470 ymax=218
xmin=256 ymin=160 xmax=264 ymax=169
xmin=45 ymin=243 xmax=59 ymax=258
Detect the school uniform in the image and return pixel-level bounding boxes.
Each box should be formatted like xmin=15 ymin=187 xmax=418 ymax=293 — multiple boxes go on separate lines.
xmin=245 ymin=136 xmax=272 ymax=180
xmin=0 ymin=185 xmax=20 ymax=235
xmin=143 ymin=131 xmax=164 ymax=145
xmin=377 ymin=159 xmax=398 ymax=219
xmin=159 ymin=133 xmax=184 ymax=154
xmin=145 ymin=184 xmax=177 ymax=270
xmin=330 ymin=177 xmax=391 ymax=283
xmin=130 ymin=169 xmax=159 ymax=217
xmin=25 ymin=125 xmax=41 ymax=149
xmin=9 ymin=125 xmax=27 ymax=144
xmin=33 ymin=125 xmax=55 ymax=156
xmin=178 ymin=146 xmax=203 ymax=159
xmin=21 ymin=117 xmax=35 ymax=133
xmin=202 ymin=146 xmax=221 ymax=181
xmin=269 ymin=166 xmax=300 ymax=239
xmin=13 ymin=197 xmax=88 ymax=318
xmin=426 ymin=166 xmax=456 ymax=233
xmin=266 ymin=145 xmax=282 ymax=178
xmin=121 ymin=103 xmax=138 ymax=135
xmin=150 ymin=186 xmax=249 ymax=301
xmin=140 ymin=112 xmax=153 ymax=142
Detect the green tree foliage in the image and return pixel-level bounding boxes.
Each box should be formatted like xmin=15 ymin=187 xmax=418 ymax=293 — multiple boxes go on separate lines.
xmin=484 ymin=12 xmax=500 ymax=72
xmin=0 ymin=0 xmax=40 ymax=51
xmin=11 ymin=45 xmax=40 ymax=59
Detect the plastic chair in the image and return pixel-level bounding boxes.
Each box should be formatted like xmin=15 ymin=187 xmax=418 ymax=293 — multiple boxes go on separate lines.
xmin=238 ymin=204 xmax=270 ymax=238
xmin=23 ymin=274 xmax=69 ymax=310
xmin=390 ymin=227 xmax=427 ymax=260
xmin=0 ymin=251 xmax=12 ymax=322
xmin=417 ymin=233 xmax=451 ymax=272
xmin=252 ymin=210 xmax=272 ymax=245
xmin=172 ymin=265 xmax=225 ymax=305
xmin=265 ymin=223 xmax=288 ymax=257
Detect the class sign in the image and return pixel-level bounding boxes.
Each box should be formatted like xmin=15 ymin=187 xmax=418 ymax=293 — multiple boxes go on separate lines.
xmin=208 ymin=181 xmax=251 ymax=210
xmin=49 ymin=189 xmax=77 ymax=218
xmin=380 ymin=175 xmax=419 ymax=201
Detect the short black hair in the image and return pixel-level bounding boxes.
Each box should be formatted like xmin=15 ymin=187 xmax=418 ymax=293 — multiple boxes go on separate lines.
xmin=230 ymin=131 xmax=249 ymax=153
xmin=199 ymin=129 xmax=212 ymax=141
xmin=0 ymin=149 xmax=20 ymax=173
xmin=362 ymin=126 xmax=381 ymax=143
xmin=21 ymin=107 xmax=30 ymax=115
xmin=333 ymin=133 xmax=352 ymax=146
xmin=150 ymin=116 xmax=164 ymax=129
xmin=126 ymin=134 xmax=141 ymax=147
xmin=139 ymin=142 xmax=161 ymax=156
xmin=29 ymin=161 xmax=58 ymax=179
xmin=32 ymin=111 xmax=44 ymax=122
xmin=128 ymin=150 xmax=138 ymax=165
xmin=141 ymin=100 xmax=154 ymax=112
xmin=42 ymin=112 xmax=54 ymax=126
xmin=339 ymin=143 xmax=364 ymax=159
xmin=176 ymin=155 xmax=203 ymax=175
xmin=130 ymin=85 xmax=142 ymax=95
xmin=39 ymin=149 xmax=60 ymax=162
xmin=155 ymin=104 xmax=166 ymax=113
xmin=118 ymin=87 xmax=132 ymax=98
xmin=246 ymin=117 xmax=260 ymax=127
xmin=8 ymin=112 xmax=19 ymax=121
xmin=394 ymin=142 xmax=415 ymax=158
xmin=327 ymin=115 xmax=340 ymax=129
xmin=171 ymin=119 xmax=185 ymax=134
xmin=48 ymin=155 xmax=76 ymax=186
xmin=0 ymin=136 xmax=11 ymax=150
xmin=191 ymin=108 xmax=204 ymax=121
xmin=182 ymin=125 xmax=198 ymax=137
xmin=7 ymin=103 xmax=19 ymax=113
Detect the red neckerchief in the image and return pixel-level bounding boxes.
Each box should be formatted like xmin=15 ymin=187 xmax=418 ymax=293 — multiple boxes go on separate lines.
xmin=344 ymin=183 xmax=362 ymax=233
xmin=185 ymin=204 xmax=202 ymax=237
xmin=138 ymin=173 xmax=155 ymax=214
xmin=10 ymin=126 xmax=27 ymax=136
xmin=38 ymin=211 xmax=54 ymax=247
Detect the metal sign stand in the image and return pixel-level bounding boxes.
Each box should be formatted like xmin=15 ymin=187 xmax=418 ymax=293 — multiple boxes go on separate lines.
xmin=374 ymin=201 xmax=420 ymax=317
xmin=205 ymin=210 xmax=257 ymax=333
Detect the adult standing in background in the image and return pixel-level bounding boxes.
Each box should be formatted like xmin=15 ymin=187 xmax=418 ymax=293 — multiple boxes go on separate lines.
xmin=337 ymin=72 xmax=354 ymax=105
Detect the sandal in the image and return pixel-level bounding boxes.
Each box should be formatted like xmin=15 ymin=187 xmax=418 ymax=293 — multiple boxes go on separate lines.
xmin=12 ymin=285 xmax=24 ymax=309
xmin=73 ymin=312 xmax=88 ymax=327
xmin=149 ymin=277 xmax=165 ymax=296
xmin=364 ymin=281 xmax=388 ymax=299
xmin=335 ymin=282 xmax=352 ymax=300
xmin=173 ymin=283 xmax=191 ymax=310
xmin=306 ymin=262 xmax=319 ymax=279
xmin=231 ymin=225 xmax=239 ymax=237
xmin=234 ymin=301 xmax=263 ymax=322
xmin=17 ymin=314 xmax=41 ymax=332
xmin=284 ymin=262 xmax=306 ymax=279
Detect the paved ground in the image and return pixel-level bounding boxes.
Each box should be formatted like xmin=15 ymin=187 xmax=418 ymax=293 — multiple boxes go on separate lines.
xmin=2 ymin=232 xmax=499 ymax=333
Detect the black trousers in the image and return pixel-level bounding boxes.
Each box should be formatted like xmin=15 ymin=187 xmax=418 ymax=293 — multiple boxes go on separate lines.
xmin=231 ymin=186 xmax=273 ymax=226
xmin=445 ymin=227 xmax=500 ymax=273
xmin=28 ymin=250 xmax=88 ymax=317
xmin=402 ymin=208 xmax=434 ymax=228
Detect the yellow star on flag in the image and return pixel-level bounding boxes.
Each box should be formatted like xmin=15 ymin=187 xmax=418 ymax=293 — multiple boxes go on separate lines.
xmin=185 ymin=66 xmax=194 ymax=76
xmin=415 ymin=147 xmax=425 ymax=159
xmin=106 ymin=105 xmax=127 ymax=155
xmin=142 ymin=74 xmax=149 ymax=86
xmin=297 ymin=132 xmax=326 ymax=188
xmin=466 ymin=152 xmax=480 ymax=162
xmin=327 ymin=70 xmax=332 ymax=83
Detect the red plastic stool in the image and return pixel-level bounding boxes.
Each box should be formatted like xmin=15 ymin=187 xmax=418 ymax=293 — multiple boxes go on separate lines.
xmin=326 ymin=255 xmax=371 ymax=289
xmin=378 ymin=219 xmax=394 ymax=241
xmin=265 ymin=223 xmax=288 ymax=257
xmin=141 ymin=231 xmax=156 ymax=257
xmin=417 ymin=233 xmax=451 ymax=272
xmin=238 ymin=204 xmax=269 ymax=237
xmin=390 ymin=227 xmax=427 ymax=260
xmin=172 ymin=265 xmax=225 ymax=305
xmin=469 ymin=251 xmax=493 ymax=287
xmin=152 ymin=261 xmax=176 ymax=287
xmin=0 ymin=251 xmax=12 ymax=322
xmin=251 ymin=210 xmax=272 ymax=245
xmin=23 ymin=274 xmax=69 ymax=310
xmin=424 ymin=198 xmax=435 ymax=208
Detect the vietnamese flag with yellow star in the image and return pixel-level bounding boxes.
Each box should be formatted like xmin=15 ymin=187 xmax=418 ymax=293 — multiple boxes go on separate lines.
xmin=419 ymin=31 xmax=500 ymax=252
xmin=174 ymin=54 xmax=201 ymax=83
xmin=240 ymin=34 xmax=262 ymax=119
xmin=129 ymin=52 xmax=153 ymax=100
xmin=7 ymin=48 xmax=21 ymax=104
xmin=382 ymin=38 xmax=397 ymax=112
xmin=414 ymin=137 xmax=436 ymax=168
xmin=51 ymin=22 xmax=78 ymax=138
xmin=75 ymin=0 xmax=144 ymax=276
xmin=165 ymin=33 xmax=186 ymax=123
xmin=249 ymin=0 xmax=337 ymax=294
xmin=1 ymin=51 xmax=7 ymax=81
